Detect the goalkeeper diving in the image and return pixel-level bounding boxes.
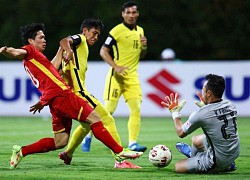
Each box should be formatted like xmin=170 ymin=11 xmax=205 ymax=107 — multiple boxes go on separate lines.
xmin=161 ymin=74 xmax=239 ymax=173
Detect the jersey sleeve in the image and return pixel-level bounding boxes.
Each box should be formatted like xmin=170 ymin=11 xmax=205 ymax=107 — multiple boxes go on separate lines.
xmin=182 ymin=111 xmax=202 ymax=135
xmin=103 ymin=24 xmax=120 ymax=49
xmin=71 ymin=34 xmax=82 ymax=47
xmin=21 ymin=45 xmax=34 ymax=60
xmin=103 ymin=34 xmax=116 ymax=49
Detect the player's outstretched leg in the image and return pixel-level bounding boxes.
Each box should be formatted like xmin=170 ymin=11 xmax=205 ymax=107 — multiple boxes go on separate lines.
xmin=176 ymin=142 xmax=191 ymax=158
xmin=90 ymin=121 xmax=143 ymax=161
xmin=10 ymin=145 xmax=23 ymax=169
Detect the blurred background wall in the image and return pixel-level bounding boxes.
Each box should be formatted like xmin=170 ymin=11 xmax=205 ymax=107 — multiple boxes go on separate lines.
xmin=0 ymin=0 xmax=249 ymax=61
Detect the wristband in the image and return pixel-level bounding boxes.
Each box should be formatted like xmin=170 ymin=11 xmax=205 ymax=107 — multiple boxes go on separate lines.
xmin=172 ymin=111 xmax=180 ymax=119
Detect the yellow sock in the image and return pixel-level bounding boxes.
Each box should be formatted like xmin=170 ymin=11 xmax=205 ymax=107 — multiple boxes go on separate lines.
xmin=96 ymin=103 xmax=121 ymax=156
xmin=96 ymin=103 xmax=121 ymax=145
xmin=127 ymin=99 xmax=141 ymax=144
xmin=66 ymin=123 xmax=90 ymax=156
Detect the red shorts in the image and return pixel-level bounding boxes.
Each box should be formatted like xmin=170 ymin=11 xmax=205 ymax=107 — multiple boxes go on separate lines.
xmin=49 ymin=90 xmax=94 ymax=134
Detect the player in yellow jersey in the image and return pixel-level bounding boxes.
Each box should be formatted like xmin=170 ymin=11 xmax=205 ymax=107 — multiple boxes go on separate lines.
xmin=82 ymin=1 xmax=147 ymax=152
xmin=52 ymin=18 xmax=141 ymax=168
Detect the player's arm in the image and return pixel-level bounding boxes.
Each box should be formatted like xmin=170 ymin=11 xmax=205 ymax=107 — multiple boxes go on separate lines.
xmin=51 ymin=46 xmax=63 ymax=73
xmin=100 ymin=36 xmax=128 ymax=76
xmin=59 ymin=36 xmax=74 ymax=65
xmin=0 ymin=46 xmax=27 ymax=60
xmin=100 ymin=45 xmax=117 ymax=68
xmin=161 ymin=93 xmax=187 ymax=138
xmin=173 ymin=117 xmax=187 ymax=138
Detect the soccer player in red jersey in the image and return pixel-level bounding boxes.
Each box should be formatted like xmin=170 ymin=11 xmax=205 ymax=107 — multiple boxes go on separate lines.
xmin=0 ymin=23 xmax=143 ymax=169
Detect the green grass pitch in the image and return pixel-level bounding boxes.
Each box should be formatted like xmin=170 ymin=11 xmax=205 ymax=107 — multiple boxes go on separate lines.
xmin=0 ymin=116 xmax=249 ymax=179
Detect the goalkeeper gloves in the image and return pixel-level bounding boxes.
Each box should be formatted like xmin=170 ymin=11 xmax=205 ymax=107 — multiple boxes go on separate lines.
xmin=161 ymin=93 xmax=186 ymax=119
xmin=194 ymin=92 xmax=205 ymax=108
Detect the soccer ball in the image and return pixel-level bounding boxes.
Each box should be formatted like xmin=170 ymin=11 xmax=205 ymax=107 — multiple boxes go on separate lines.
xmin=149 ymin=144 xmax=172 ymax=168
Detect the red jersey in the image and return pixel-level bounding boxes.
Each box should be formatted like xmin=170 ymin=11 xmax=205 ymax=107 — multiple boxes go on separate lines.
xmin=21 ymin=44 xmax=70 ymax=106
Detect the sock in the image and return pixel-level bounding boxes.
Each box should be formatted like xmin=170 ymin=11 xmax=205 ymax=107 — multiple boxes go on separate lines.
xmin=129 ymin=141 xmax=136 ymax=147
xmin=67 ymin=123 xmax=90 ymax=155
xmin=95 ymin=103 xmax=122 ymax=146
xmin=127 ymin=99 xmax=141 ymax=143
xmin=91 ymin=121 xmax=123 ymax=154
xmin=21 ymin=138 xmax=56 ymax=157
xmin=86 ymin=131 xmax=93 ymax=138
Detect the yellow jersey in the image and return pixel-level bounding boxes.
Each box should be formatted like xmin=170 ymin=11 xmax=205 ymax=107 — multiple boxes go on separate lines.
xmin=104 ymin=23 xmax=144 ymax=75
xmin=62 ymin=34 xmax=88 ymax=93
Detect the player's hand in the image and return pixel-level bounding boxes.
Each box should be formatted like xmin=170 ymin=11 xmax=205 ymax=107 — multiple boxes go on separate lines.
xmin=140 ymin=34 xmax=147 ymax=50
xmin=194 ymin=92 xmax=205 ymax=107
xmin=161 ymin=93 xmax=186 ymax=119
xmin=62 ymin=49 xmax=75 ymax=65
xmin=0 ymin=46 xmax=7 ymax=54
xmin=114 ymin=65 xmax=129 ymax=76
xmin=30 ymin=101 xmax=44 ymax=114
xmin=161 ymin=93 xmax=186 ymax=112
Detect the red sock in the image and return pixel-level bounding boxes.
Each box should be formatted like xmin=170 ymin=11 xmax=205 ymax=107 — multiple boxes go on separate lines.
xmin=21 ymin=138 xmax=56 ymax=157
xmin=91 ymin=121 xmax=123 ymax=154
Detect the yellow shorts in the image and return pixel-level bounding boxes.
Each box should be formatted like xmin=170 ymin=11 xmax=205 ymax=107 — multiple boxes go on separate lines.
xmin=103 ymin=69 xmax=142 ymax=101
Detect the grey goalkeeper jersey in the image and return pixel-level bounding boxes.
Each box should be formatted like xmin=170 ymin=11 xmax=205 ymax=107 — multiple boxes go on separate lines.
xmin=182 ymin=100 xmax=240 ymax=169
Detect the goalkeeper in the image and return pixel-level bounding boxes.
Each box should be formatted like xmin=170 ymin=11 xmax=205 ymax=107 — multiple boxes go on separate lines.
xmin=161 ymin=74 xmax=240 ymax=173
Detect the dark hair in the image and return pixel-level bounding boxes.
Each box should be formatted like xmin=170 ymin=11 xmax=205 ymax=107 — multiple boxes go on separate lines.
xmin=122 ymin=1 xmax=139 ymax=11
xmin=205 ymin=74 xmax=225 ymax=98
xmin=20 ymin=23 xmax=45 ymax=45
xmin=80 ymin=18 xmax=104 ymax=33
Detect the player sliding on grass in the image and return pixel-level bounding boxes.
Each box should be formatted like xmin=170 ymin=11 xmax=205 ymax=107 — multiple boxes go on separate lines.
xmin=161 ymin=74 xmax=239 ymax=173
xmin=0 ymin=23 xmax=143 ymax=169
